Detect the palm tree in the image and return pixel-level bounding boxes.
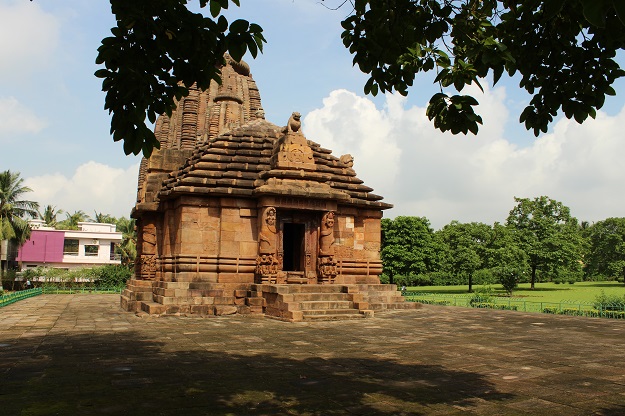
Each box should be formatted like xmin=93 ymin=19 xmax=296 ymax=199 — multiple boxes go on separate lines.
xmin=94 ymin=211 xmax=116 ymax=224
xmin=57 ymin=210 xmax=91 ymax=230
xmin=38 ymin=205 xmax=63 ymax=228
xmin=115 ymin=216 xmax=136 ymax=267
xmin=0 ymin=170 xmax=39 ymax=286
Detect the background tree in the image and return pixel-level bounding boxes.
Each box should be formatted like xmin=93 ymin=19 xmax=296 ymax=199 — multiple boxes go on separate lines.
xmin=57 ymin=211 xmax=91 ymax=231
xmin=436 ymin=221 xmax=492 ymax=292
xmin=486 ymin=222 xmax=529 ymax=285
xmin=94 ymin=211 xmax=117 ymax=224
xmin=381 ymin=216 xmax=441 ymax=283
xmin=506 ymin=196 xmax=584 ymax=289
xmin=38 ymin=205 xmax=63 ymax=229
xmin=0 ymin=170 xmax=39 ymax=243
xmin=585 ymin=217 xmax=625 ymax=284
xmin=0 ymin=170 xmax=39 ymax=286
xmin=114 ymin=216 xmax=137 ymax=267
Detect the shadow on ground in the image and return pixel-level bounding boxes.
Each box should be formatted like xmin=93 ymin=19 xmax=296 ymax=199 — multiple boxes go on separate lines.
xmin=1 ymin=330 xmax=512 ymax=415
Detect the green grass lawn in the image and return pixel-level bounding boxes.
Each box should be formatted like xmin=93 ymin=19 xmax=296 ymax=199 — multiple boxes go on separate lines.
xmin=407 ymin=281 xmax=625 ymax=304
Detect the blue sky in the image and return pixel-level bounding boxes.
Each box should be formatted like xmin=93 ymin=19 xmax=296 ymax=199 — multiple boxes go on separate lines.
xmin=2 ymin=0 xmax=625 ymax=229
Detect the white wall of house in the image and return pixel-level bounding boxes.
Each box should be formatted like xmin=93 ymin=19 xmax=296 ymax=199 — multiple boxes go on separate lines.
xmin=20 ymin=221 xmax=123 ymax=270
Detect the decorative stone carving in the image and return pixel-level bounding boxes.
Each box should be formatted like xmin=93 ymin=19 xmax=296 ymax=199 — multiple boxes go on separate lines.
xmin=271 ymin=112 xmax=315 ymax=169
xmin=318 ymin=211 xmax=337 ymax=283
xmin=317 ymin=255 xmax=338 ymax=283
xmin=256 ymin=207 xmax=279 ymax=282
xmin=140 ymin=255 xmax=157 ymax=279
xmin=285 ymin=112 xmax=301 ymax=134
xmin=258 ymin=207 xmax=277 ymax=254
xmin=319 ymin=211 xmax=335 ymax=256
xmin=339 ymin=154 xmax=354 ymax=167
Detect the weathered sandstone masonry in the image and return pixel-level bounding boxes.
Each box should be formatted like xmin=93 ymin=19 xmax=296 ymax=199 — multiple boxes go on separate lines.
xmin=121 ymin=56 xmax=418 ymax=321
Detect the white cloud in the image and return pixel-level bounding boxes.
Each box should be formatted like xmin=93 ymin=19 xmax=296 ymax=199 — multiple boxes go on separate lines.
xmin=0 ymin=1 xmax=60 ymax=79
xmin=304 ymin=87 xmax=625 ymax=229
xmin=0 ymin=97 xmax=46 ymax=136
xmin=24 ymin=161 xmax=139 ymax=219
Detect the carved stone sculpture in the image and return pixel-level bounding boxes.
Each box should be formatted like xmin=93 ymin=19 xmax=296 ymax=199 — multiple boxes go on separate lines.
xmin=272 ymin=111 xmax=315 ymax=169
xmin=318 ymin=211 xmax=337 ymax=283
xmin=258 ymin=207 xmax=277 ymax=254
xmin=286 ymin=112 xmax=302 ymax=134
xmin=256 ymin=207 xmax=279 ymax=282
xmin=319 ymin=211 xmax=335 ymax=256
xmin=340 ymin=154 xmax=354 ymax=167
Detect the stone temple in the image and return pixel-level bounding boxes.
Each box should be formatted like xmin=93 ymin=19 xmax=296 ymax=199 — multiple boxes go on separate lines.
xmin=121 ymin=56 xmax=416 ymax=321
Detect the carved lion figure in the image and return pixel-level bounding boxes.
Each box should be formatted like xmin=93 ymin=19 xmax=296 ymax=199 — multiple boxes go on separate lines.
xmin=286 ymin=112 xmax=302 ymax=133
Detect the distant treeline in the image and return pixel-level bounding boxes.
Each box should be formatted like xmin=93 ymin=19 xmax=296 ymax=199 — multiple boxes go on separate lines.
xmin=381 ymin=196 xmax=625 ymax=291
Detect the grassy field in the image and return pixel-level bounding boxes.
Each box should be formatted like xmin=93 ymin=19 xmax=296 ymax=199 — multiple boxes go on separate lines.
xmin=407 ymin=281 xmax=625 ymax=303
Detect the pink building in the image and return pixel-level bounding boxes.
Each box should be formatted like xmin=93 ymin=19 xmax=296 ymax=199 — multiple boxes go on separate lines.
xmin=17 ymin=220 xmax=122 ymax=270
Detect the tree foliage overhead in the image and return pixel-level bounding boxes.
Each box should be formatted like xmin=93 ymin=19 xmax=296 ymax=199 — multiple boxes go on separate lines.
xmin=340 ymin=0 xmax=625 ymax=136
xmin=90 ymin=0 xmax=625 ymax=157
xmin=95 ymin=0 xmax=266 ymax=157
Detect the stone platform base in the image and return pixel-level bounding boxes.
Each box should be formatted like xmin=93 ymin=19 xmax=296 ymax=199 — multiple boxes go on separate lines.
xmin=120 ymin=280 xmax=420 ymax=321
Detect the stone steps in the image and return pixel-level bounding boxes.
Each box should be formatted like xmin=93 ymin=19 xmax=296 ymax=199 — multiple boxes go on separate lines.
xmin=122 ymin=281 xmax=420 ymax=318
xmin=290 ymin=292 xmax=351 ymax=302
xmin=291 ymin=300 xmax=354 ymax=311
xmin=302 ymin=311 xmax=364 ymax=321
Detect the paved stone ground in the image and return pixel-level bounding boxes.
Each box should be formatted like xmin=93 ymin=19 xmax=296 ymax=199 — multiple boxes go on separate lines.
xmin=1 ymin=295 xmax=624 ymax=415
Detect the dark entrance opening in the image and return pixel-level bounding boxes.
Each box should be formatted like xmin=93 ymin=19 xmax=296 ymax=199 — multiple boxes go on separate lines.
xmin=283 ymin=223 xmax=305 ymax=271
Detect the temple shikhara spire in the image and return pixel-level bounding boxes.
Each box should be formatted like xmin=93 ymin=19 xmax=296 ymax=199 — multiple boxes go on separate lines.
xmin=122 ymin=56 xmax=417 ymax=321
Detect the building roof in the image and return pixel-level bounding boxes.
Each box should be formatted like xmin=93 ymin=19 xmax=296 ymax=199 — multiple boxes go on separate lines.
xmin=158 ymin=118 xmax=392 ymax=209
xmin=135 ymin=56 xmax=392 ymax=213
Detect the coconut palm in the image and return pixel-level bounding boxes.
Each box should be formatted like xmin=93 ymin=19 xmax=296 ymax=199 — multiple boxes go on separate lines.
xmin=0 ymin=170 xmax=39 ymax=242
xmin=0 ymin=170 xmax=39 ymax=285
xmin=57 ymin=210 xmax=91 ymax=230
xmin=94 ymin=211 xmax=116 ymax=224
xmin=115 ymin=216 xmax=137 ymax=267
xmin=38 ymin=205 xmax=63 ymax=228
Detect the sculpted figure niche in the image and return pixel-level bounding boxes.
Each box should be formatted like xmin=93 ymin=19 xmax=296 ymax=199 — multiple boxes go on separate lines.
xmin=256 ymin=207 xmax=279 ymax=282
xmin=318 ymin=211 xmax=338 ymax=283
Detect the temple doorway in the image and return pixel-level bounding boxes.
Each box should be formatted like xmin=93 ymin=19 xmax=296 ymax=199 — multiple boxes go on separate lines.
xmin=282 ymin=223 xmax=305 ymax=271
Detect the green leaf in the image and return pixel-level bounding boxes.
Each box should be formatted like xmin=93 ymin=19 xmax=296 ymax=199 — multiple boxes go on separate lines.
xmin=94 ymin=69 xmax=110 ymax=79
xmin=614 ymin=0 xmax=625 ymax=25
xmin=582 ymin=0 xmax=609 ymax=27
xmin=229 ymin=19 xmax=249 ymax=34
xmin=209 ymin=0 xmax=221 ymax=18
xmin=543 ymin=0 xmax=566 ymax=19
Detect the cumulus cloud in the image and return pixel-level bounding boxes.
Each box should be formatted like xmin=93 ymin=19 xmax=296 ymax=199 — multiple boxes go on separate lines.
xmin=0 ymin=97 xmax=46 ymax=136
xmin=0 ymin=1 xmax=60 ymax=79
xmin=304 ymin=87 xmax=625 ymax=229
xmin=24 ymin=161 xmax=139 ymax=219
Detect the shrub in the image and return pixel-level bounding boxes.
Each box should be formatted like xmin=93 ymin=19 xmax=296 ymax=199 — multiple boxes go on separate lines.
xmin=93 ymin=265 xmax=132 ymax=288
xmin=494 ymin=267 xmax=520 ymax=295
xmin=469 ymin=286 xmax=494 ymax=306
xmin=593 ymin=290 xmax=625 ymax=310
xmin=379 ymin=273 xmax=390 ymax=284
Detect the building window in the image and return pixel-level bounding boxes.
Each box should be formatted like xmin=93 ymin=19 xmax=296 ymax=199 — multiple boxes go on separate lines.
xmin=63 ymin=239 xmax=79 ymax=256
xmin=85 ymin=245 xmax=99 ymax=257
